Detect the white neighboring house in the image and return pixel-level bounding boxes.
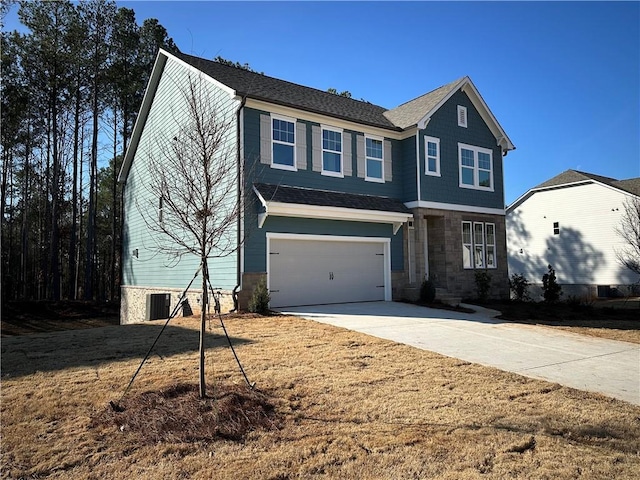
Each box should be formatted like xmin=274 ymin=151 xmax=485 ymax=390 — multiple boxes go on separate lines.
xmin=506 ymin=169 xmax=640 ymax=299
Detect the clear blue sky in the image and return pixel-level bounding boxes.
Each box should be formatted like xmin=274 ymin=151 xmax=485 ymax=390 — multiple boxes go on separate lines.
xmin=5 ymin=1 xmax=640 ymax=205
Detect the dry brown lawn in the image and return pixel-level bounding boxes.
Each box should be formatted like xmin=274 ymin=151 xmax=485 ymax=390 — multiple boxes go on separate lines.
xmin=2 ymin=313 xmax=640 ymax=479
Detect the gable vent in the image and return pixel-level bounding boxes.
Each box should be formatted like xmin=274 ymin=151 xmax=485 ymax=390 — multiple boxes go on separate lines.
xmin=457 ymin=105 xmax=468 ymax=128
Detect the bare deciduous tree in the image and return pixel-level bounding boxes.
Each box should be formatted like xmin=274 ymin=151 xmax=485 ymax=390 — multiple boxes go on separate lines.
xmin=615 ymin=196 xmax=640 ymax=276
xmin=139 ymin=74 xmax=241 ymax=398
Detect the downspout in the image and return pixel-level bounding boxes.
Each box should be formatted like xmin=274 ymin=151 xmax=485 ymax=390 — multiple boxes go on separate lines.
xmin=233 ymin=95 xmax=247 ymax=312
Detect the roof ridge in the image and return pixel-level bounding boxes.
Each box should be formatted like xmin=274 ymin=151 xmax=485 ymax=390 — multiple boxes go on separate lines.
xmin=390 ymin=76 xmax=465 ymax=110
xmin=173 ymin=51 xmax=388 ymax=110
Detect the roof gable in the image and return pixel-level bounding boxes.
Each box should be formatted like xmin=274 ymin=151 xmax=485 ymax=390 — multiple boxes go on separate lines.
xmin=384 ymin=76 xmax=515 ymax=154
xmin=508 ymin=169 xmax=640 ymax=212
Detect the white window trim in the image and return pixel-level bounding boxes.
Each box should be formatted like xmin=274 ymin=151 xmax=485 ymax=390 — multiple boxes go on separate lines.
xmin=424 ymin=136 xmax=440 ymax=177
xmin=271 ymin=114 xmax=297 ymax=171
xmin=321 ymin=125 xmax=343 ymax=178
xmin=462 ymin=221 xmax=497 ymax=270
xmin=457 ymin=105 xmax=468 ymax=128
xmin=458 ymin=142 xmax=494 ymax=192
xmin=365 ymin=134 xmax=384 ymax=183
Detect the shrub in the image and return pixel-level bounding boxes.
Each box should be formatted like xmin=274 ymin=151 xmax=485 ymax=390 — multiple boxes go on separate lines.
xmin=474 ymin=271 xmax=492 ymax=303
xmin=542 ymin=264 xmax=562 ymax=303
xmin=509 ymin=273 xmax=530 ymax=302
xmin=420 ymin=279 xmax=436 ymax=303
xmin=248 ymin=279 xmax=270 ymax=314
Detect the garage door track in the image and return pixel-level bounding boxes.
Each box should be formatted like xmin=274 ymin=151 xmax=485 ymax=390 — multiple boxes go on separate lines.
xmin=279 ymin=301 xmax=640 ymax=405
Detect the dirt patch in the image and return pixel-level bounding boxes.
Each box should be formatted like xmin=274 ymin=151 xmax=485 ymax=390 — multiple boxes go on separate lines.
xmin=93 ymin=382 xmax=280 ymax=444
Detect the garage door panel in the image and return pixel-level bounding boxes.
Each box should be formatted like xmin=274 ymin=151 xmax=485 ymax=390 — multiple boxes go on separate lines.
xmin=269 ymin=238 xmax=386 ymax=308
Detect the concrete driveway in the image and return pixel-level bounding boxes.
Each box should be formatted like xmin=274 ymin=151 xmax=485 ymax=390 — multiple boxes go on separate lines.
xmin=279 ymin=301 xmax=640 ymax=406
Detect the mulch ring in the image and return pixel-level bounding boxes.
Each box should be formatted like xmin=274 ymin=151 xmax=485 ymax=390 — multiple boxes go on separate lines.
xmin=93 ymin=382 xmax=281 ymax=444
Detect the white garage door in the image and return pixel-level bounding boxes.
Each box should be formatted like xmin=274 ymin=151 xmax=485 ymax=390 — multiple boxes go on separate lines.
xmin=268 ymin=235 xmax=389 ymax=308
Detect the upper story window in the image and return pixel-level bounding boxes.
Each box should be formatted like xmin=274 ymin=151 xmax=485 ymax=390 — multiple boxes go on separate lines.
xmin=458 ymin=143 xmax=493 ymax=191
xmin=322 ymin=126 xmax=342 ymax=177
xmin=424 ymin=136 xmax=440 ymax=176
xmin=365 ymin=136 xmax=384 ymax=182
xmin=272 ymin=115 xmax=296 ymax=170
xmin=457 ymin=105 xmax=468 ymax=128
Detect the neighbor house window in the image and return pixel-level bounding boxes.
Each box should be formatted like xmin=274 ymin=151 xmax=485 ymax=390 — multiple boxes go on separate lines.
xmin=462 ymin=221 xmax=497 ymax=269
xmin=553 ymin=222 xmax=560 ymax=235
xmin=272 ymin=116 xmax=296 ymax=170
xmin=322 ymin=126 xmax=342 ymax=176
xmin=365 ymin=136 xmax=384 ymax=182
xmin=457 ymin=105 xmax=468 ymax=127
xmin=425 ymin=136 xmax=440 ymax=176
xmin=458 ymin=143 xmax=493 ymax=191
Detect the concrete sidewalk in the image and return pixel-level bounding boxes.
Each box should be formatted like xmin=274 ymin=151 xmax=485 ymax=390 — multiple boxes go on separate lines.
xmin=279 ymin=301 xmax=640 ymax=405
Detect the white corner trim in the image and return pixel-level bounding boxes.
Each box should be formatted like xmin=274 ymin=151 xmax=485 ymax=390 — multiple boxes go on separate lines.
xmin=404 ymin=200 xmax=505 ymax=216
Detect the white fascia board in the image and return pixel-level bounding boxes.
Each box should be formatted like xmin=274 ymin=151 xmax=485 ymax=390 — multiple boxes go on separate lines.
xmin=162 ymin=50 xmax=237 ymax=97
xmin=415 ymin=77 xmax=515 ymax=155
xmin=258 ymin=199 xmax=412 ymax=233
xmin=416 ymin=77 xmax=468 ymax=130
xmin=461 ymin=80 xmax=515 ymax=153
xmin=244 ymin=98 xmax=412 ymax=140
xmin=118 ymin=51 xmax=167 ymax=183
xmin=405 ymin=200 xmax=505 ymax=216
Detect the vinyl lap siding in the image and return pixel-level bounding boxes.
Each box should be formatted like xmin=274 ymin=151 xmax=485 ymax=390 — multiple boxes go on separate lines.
xmin=122 ymin=56 xmax=240 ymax=290
xmin=507 ymin=183 xmax=638 ymax=286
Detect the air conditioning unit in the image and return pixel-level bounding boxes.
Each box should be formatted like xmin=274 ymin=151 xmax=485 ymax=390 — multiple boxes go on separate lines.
xmin=146 ymin=293 xmax=170 ymax=320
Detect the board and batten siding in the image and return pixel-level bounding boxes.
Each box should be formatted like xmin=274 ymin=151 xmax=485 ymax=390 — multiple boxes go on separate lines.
xmin=122 ymin=56 xmax=241 ymax=291
xmin=506 ymin=183 xmax=638 ymax=287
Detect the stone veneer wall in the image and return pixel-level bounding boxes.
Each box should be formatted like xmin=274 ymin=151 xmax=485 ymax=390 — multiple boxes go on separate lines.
xmin=410 ymin=207 xmax=509 ymax=300
xmin=120 ymin=285 xmax=235 ymax=325
xmin=238 ymin=272 xmax=267 ymax=311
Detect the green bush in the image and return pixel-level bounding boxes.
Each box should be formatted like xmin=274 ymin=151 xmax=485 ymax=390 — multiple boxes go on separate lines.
xmin=248 ymin=279 xmax=270 ymax=314
xmin=474 ymin=271 xmax=492 ymax=303
xmin=420 ymin=279 xmax=436 ymax=303
xmin=509 ymin=273 xmax=531 ymax=302
xmin=542 ymin=264 xmax=562 ymax=303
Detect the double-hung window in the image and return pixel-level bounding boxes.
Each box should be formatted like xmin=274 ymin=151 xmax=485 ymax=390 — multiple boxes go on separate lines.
xmin=424 ymin=136 xmax=440 ymax=176
xmin=322 ymin=126 xmax=342 ymax=176
xmin=462 ymin=221 xmax=496 ymax=269
xmin=272 ymin=116 xmax=296 ymax=170
xmin=365 ymin=136 xmax=383 ymax=182
xmin=458 ymin=143 xmax=493 ymax=191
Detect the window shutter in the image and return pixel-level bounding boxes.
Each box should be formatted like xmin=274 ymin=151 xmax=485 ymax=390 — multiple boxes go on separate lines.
xmin=384 ymin=140 xmax=392 ymax=182
xmin=259 ymin=114 xmax=271 ymax=164
xmin=343 ymin=132 xmax=352 ymax=176
xmin=356 ymin=135 xmax=365 ymax=178
xmin=296 ymin=122 xmax=307 ymax=170
xmin=311 ymin=125 xmax=321 ymax=172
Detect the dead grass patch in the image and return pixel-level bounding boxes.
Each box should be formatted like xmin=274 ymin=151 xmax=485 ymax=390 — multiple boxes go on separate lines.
xmin=2 ymin=314 xmax=640 ymax=479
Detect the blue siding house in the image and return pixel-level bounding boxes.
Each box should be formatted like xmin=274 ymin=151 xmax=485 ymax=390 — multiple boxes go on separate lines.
xmin=119 ymin=50 xmax=515 ymax=322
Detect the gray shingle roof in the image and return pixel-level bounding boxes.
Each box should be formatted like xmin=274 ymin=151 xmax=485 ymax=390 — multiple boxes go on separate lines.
xmin=383 ymin=78 xmax=464 ymax=129
xmin=254 ymin=183 xmax=412 ymax=214
xmin=173 ymin=51 xmax=399 ymax=131
xmin=534 ymin=169 xmax=640 ymax=196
